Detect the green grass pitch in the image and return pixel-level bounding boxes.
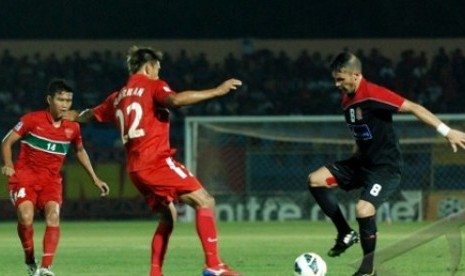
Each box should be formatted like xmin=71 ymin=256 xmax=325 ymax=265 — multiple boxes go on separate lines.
xmin=0 ymin=220 xmax=463 ymax=275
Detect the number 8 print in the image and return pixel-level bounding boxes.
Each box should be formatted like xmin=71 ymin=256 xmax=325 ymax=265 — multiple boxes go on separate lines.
xmin=370 ymin=183 xmax=382 ymax=197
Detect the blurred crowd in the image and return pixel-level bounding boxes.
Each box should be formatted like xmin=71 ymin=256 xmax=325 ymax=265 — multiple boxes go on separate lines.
xmin=1 ymin=46 xmax=464 ymax=125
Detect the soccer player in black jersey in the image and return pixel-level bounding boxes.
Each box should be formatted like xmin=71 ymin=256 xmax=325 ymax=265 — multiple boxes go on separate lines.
xmin=307 ymin=52 xmax=465 ymax=276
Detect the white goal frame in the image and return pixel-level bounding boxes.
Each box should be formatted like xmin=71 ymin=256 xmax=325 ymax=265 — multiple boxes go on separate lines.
xmin=185 ymin=114 xmax=465 ymax=176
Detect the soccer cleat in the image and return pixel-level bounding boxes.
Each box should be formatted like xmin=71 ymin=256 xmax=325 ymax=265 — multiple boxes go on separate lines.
xmin=352 ymin=270 xmax=377 ymax=276
xmin=202 ymin=263 xmax=242 ymax=276
xmin=327 ymin=230 xmax=360 ymax=257
xmin=26 ymin=261 xmax=38 ymax=276
xmin=38 ymin=267 xmax=55 ymax=276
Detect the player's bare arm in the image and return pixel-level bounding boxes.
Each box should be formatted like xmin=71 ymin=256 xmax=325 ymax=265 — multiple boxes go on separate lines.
xmin=74 ymin=144 xmax=110 ymax=197
xmin=164 ymin=78 xmax=242 ymax=108
xmin=1 ymin=130 xmax=21 ymax=177
xmin=62 ymin=109 xmax=96 ymax=123
xmin=400 ymin=99 xmax=465 ymax=152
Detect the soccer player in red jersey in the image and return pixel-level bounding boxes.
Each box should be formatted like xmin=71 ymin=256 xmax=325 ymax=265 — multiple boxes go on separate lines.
xmin=307 ymin=52 xmax=465 ymax=276
xmin=1 ymin=79 xmax=110 ymax=276
xmin=65 ymin=46 xmax=242 ymax=276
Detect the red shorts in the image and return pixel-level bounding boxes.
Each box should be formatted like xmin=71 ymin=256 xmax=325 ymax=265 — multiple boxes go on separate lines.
xmin=129 ymin=157 xmax=202 ymax=212
xmin=8 ymin=173 xmax=62 ymax=210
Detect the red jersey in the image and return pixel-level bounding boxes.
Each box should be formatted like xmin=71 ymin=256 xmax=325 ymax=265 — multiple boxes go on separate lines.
xmin=93 ymin=74 xmax=176 ymax=172
xmin=10 ymin=110 xmax=82 ymax=180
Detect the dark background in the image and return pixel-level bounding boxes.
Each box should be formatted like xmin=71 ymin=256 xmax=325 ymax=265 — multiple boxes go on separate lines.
xmin=1 ymin=0 xmax=465 ymax=39
xmin=1 ymin=0 xmax=465 ymax=220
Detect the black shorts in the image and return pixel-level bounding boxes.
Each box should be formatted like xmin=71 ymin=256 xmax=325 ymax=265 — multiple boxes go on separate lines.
xmin=325 ymin=157 xmax=401 ymax=208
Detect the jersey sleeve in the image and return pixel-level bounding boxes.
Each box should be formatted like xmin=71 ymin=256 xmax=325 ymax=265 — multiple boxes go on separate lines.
xmin=369 ymin=82 xmax=405 ymax=111
xmin=12 ymin=114 xmax=33 ymax=137
xmin=93 ymin=92 xmax=118 ymax=123
xmin=151 ymin=80 xmax=176 ymax=104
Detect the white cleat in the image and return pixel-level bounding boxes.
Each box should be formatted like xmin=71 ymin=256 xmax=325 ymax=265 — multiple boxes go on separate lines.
xmin=26 ymin=261 xmax=38 ymax=276
xmin=38 ymin=267 xmax=55 ymax=276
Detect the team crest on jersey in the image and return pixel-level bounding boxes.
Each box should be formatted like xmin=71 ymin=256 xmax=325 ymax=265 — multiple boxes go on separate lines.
xmin=64 ymin=128 xmax=74 ymax=139
xmin=14 ymin=121 xmax=23 ymax=131
xmin=356 ymin=106 xmax=363 ymax=120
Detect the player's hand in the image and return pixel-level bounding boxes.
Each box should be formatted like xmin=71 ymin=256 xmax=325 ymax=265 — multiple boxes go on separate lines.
xmin=1 ymin=166 xmax=15 ymax=177
xmin=446 ymin=129 xmax=465 ymax=153
xmin=94 ymin=179 xmax=110 ymax=197
xmin=62 ymin=110 xmax=79 ymax=121
xmin=216 ymin=78 xmax=242 ymax=96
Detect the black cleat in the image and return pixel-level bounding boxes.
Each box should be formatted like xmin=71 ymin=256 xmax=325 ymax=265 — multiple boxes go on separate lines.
xmin=352 ymin=270 xmax=377 ymax=276
xmin=328 ymin=230 xmax=360 ymax=257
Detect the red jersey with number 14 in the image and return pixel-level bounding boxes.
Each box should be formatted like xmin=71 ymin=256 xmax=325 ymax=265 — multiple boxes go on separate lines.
xmin=93 ymin=74 xmax=176 ymax=172
xmin=9 ymin=110 xmax=82 ymax=182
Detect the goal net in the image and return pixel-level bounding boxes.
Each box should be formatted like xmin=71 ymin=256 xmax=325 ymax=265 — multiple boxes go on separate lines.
xmin=184 ymin=115 xmax=465 ymax=222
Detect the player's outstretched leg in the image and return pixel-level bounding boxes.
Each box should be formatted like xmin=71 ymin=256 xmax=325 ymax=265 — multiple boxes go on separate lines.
xmin=308 ymin=186 xmax=358 ymax=257
xmin=196 ymin=208 xmax=242 ymax=276
xmin=180 ymin=188 xmax=242 ymax=275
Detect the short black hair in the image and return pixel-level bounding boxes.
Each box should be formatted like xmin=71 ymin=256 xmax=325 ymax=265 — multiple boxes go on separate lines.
xmin=330 ymin=52 xmax=362 ymax=73
xmin=47 ymin=79 xmax=74 ymax=97
xmin=126 ymin=45 xmax=162 ymax=74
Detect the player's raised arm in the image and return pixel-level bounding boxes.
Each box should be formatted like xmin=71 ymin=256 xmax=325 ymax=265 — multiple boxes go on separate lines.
xmin=399 ymin=99 xmax=465 ymax=152
xmin=163 ymin=78 xmax=242 ymax=108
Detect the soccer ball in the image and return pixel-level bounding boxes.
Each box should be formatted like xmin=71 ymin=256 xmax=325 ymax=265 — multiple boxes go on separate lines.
xmin=293 ymin=252 xmax=327 ymax=276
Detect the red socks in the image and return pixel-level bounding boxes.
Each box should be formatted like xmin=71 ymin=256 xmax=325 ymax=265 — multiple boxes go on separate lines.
xmin=150 ymin=208 xmax=222 ymax=274
xmin=18 ymin=224 xmax=60 ymax=267
xmin=17 ymin=223 xmax=35 ymax=264
xmin=41 ymin=226 xmax=60 ymax=267
xmin=151 ymin=221 xmax=173 ymax=276
xmin=196 ymin=208 xmax=221 ymax=267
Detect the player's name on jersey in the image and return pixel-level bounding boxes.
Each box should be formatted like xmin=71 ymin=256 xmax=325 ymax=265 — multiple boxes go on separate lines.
xmin=113 ymin=87 xmax=145 ymax=106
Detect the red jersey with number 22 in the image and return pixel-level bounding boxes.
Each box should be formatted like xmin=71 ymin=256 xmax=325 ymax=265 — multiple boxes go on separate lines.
xmin=93 ymin=74 xmax=176 ymax=172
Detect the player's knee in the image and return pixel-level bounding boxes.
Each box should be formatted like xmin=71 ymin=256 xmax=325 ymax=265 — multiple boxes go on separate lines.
xmin=17 ymin=201 xmax=34 ymax=224
xmin=308 ymin=173 xmax=337 ymax=188
xmin=18 ymin=211 xmax=34 ymax=225
xmin=307 ymin=173 xmax=320 ymax=187
xmin=44 ymin=210 xmax=60 ymax=226
xmin=182 ymin=189 xmax=215 ymax=209
xmin=192 ymin=192 xmax=215 ymax=209
xmin=356 ymin=200 xmax=376 ymax=217
xmin=201 ymin=195 xmax=215 ymax=209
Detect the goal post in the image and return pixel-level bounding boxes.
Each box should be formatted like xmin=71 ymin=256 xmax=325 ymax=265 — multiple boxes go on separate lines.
xmin=184 ymin=114 xmax=465 ymax=222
